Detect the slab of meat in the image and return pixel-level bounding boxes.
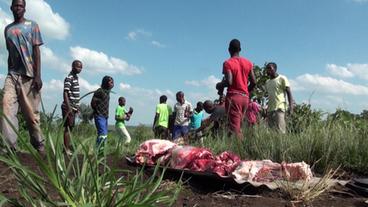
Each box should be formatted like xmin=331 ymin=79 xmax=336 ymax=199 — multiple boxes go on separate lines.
xmin=170 ymin=146 xmax=214 ymax=171
xmin=232 ymin=160 xmax=313 ymax=183
xmin=135 ymin=139 xmax=177 ymax=165
xmin=213 ymin=151 xmax=241 ymax=177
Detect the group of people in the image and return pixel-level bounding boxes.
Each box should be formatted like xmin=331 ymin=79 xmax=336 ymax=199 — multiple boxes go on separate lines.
xmin=152 ymin=39 xmax=294 ymax=142
xmin=1 ymin=0 xmax=294 ymax=155
xmin=62 ymin=65 xmax=134 ymax=154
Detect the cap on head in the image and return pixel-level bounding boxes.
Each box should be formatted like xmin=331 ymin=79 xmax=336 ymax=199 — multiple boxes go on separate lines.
xmin=229 ymin=39 xmax=241 ymax=54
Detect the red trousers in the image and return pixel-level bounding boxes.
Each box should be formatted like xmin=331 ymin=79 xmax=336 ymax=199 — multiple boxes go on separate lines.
xmin=225 ymin=93 xmax=249 ymax=139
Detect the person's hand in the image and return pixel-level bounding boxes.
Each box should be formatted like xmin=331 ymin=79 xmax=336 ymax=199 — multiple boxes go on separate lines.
xmin=32 ymin=76 xmax=43 ymax=91
xmin=289 ymin=105 xmax=294 ymax=115
xmin=125 ymin=113 xmax=131 ymax=121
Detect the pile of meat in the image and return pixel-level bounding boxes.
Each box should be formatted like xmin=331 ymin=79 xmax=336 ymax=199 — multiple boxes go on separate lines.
xmin=135 ymin=139 xmax=313 ymax=183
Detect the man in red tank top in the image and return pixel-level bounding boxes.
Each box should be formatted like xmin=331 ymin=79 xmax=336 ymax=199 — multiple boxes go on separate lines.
xmin=216 ymin=39 xmax=256 ymax=140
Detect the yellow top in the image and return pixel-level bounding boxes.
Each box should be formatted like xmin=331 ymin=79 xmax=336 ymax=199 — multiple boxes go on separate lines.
xmin=266 ymin=74 xmax=290 ymax=112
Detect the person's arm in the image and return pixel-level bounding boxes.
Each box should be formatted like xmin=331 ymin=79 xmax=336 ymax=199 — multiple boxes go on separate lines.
xmin=91 ymin=89 xmax=101 ymax=111
xmin=286 ymin=87 xmax=294 ymax=114
xmin=248 ymin=69 xmax=257 ymax=94
xmin=32 ymin=45 xmax=42 ymax=91
xmin=153 ymin=113 xmax=159 ymax=130
xmin=224 ymin=70 xmax=233 ymax=86
xmin=196 ymin=117 xmax=213 ymax=133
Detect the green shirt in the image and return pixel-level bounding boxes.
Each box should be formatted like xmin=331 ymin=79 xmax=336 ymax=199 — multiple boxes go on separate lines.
xmin=266 ymin=74 xmax=290 ymax=112
xmin=155 ymin=103 xmax=172 ymax=128
xmin=115 ymin=105 xmax=127 ymax=127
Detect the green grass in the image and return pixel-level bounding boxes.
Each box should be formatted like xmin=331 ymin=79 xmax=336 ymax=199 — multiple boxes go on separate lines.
xmin=72 ymin=118 xmax=368 ymax=175
xmin=1 ymin=111 xmax=368 ymax=205
xmin=0 ymin=119 xmax=181 ymax=206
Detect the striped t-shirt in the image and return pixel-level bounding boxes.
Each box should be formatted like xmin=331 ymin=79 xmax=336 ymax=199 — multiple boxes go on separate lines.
xmin=63 ymin=72 xmax=80 ymax=111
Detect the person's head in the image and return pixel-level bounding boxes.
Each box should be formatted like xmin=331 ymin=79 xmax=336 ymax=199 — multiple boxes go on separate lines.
xmin=228 ymin=39 xmax=241 ymax=56
xmin=101 ymin=76 xmax=114 ymax=90
xmin=176 ymin=91 xmax=184 ymax=104
xmin=118 ymin=97 xmax=126 ymax=106
xmin=11 ymin=0 xmax=26 ymax=22
xmin=71 ymin=60 xmax=83 ymax=74
xmin=266 ymin=62 xmax=277 ymax=78
xmin=203 ymin=100 xmax=215 ymax=114
xmin=196 ymin=101 xmax=203 ymax=112
xmin=159 ymin=95 xmax=167 ymax=104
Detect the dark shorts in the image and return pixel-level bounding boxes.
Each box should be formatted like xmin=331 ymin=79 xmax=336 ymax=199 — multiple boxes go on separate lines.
xmin=61 ymin=103 xmax=76 ymax=128
xmin=172 ymin=125 xmax=189 ymax=140
xmin=154 ymin=125 xmax=169 ymax=139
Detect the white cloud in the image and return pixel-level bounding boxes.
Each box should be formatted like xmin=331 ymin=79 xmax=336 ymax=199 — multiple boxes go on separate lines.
xmin=70 ymin=46 xmax=143 ymax=75
xmin=347 ymin=63 xmax=368 ymax=80
xmin=79 ymin=77 xmax=100 ymax=92
xmin=326 ymin=64 xmax=354 ymax=78
xmin=126 ymin=29 xmax=152 ymax=40
xmin=185 ymin=75 xmax=221 ymax=89
xmin=43 ymin=79 xmax=63 ymax=92
xmin=41 ymin=46 xmax=69 ymax=72
xmin=119 ymin=82 xmax=131 ymax=90
xmin=1 ymin=0 xmax=71 ymax=40
xmin=26 ymin=0 xmax=70 ymax=40
xmin=151 ymin=40 xmax=166 ymax=48
xmin=326 ymin=63 xmax=368 ymax=80
xmin=294 ymin=74 xmax=368 ymax=95
xmin=0 ymin=8 xmax=11 ymax=67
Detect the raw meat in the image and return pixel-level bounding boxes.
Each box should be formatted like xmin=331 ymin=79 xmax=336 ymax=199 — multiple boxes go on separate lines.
xmin=232 ymin=160 xmax=313 ymax=183
xmin=135 ymin=139 xmax=177 ymax=165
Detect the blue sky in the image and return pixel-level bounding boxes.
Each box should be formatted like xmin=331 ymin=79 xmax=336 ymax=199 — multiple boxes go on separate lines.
xmin=1 ymin=0 xmax=368 ymax=125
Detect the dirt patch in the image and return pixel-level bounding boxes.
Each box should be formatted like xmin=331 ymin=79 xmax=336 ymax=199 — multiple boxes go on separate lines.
xmin=0 ymin=153 xmax=366 ymax=207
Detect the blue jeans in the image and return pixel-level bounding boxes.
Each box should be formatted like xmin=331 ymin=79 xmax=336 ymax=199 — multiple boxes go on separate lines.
xmin=172 ymin=125 xmax=189 ymax=140
xmin=94 ymin=115 xmax=108 ymax=145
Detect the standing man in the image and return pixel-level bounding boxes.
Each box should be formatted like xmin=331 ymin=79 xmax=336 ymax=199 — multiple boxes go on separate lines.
xmin=91 ymin=76 xmax=114 ymax=150
xmin=265 ymin=62 xmax=294 ymax=133
xmin=62 ymin=60 xmax=83 ymax=155
xmin=216 ymin=39 xmax=256 ymax=140
xmin=115 ymin=97 xmax=133 ymax=144
xmin=2 ymin=0 xmax=44 ymax=152
xmin=152 ymin=95 xmax=172 ymax=139
xmin=172 ymin=91 xmax=193 ymax=141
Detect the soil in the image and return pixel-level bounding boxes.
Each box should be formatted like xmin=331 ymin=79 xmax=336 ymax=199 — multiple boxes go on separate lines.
xmin=0 ymin=153 xmax=367 ymax=207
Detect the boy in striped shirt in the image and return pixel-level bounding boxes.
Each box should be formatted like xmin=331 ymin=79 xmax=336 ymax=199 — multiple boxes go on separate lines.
xmin=62 ymin=60 xmax=82 ymax=155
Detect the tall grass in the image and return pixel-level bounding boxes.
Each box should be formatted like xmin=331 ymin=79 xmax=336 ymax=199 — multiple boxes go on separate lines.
xmin=0 ymin=113 xmax=181 ymax=206
xmin=192 ymin=118 xmax=368 ymax=175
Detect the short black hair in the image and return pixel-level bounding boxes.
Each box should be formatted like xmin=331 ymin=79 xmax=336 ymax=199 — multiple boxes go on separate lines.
xmin=159 ymin=95 xmax=167 ymax=103
xmin=197 ymin=101 xmax=203 ymax=108
xmin=12 ymin=0 xmax=26 ymax=6
xmin=229 ymin=39 xmax=241 ymax=54
xmin=101 ymin=75 xmax=113 ymax=89
xmin=176 ymin=91 xmax=184 ymax=97
xmin=266 ymin=62 xmax=277 ymax=71
xmin=72 ymin=60 xmax=82 ymax=67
